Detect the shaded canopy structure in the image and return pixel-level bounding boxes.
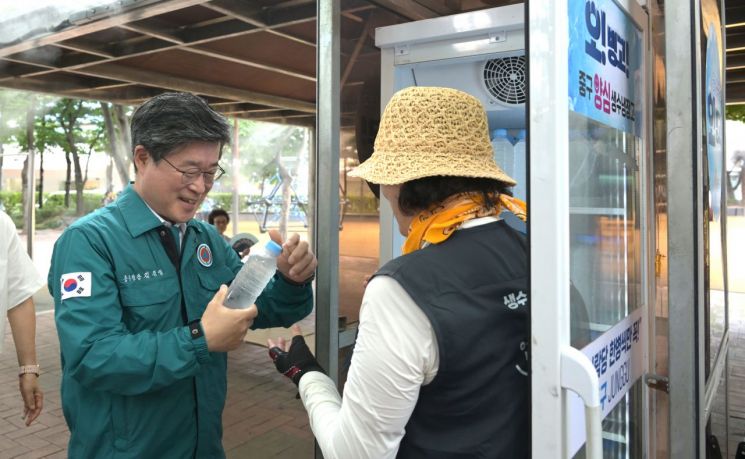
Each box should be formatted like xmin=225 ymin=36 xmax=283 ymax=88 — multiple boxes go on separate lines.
xmin=0 ymin=0 xmax=523 ymax=127
xmin=728 ymin=1 xmax=745 ymax=104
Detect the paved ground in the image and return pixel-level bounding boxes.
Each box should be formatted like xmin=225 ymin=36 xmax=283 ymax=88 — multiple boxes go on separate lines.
xmin=0 ymin=218 xmax=380 ymax=458
xmin=0 ymin=312 xmax=315 ymax=459
xmin=8 ymin=217 xmax=745 ymax=457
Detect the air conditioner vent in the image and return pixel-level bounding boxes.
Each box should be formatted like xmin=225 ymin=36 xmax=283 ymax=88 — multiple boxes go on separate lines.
xmin=482 ymin=56 xmax=526 ymax=105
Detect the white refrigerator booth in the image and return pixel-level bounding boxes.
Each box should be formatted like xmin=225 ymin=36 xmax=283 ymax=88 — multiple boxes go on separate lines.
xmin=375 ymin=2 xmax=650 ymax=458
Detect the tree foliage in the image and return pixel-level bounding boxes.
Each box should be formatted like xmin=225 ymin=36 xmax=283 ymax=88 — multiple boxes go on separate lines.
xmin=31 ymin=98 xmax=106 ymax=215
xmin=726 ymin=105 xmax=745 ymax=123
xmin=229 ymin=121 xmax=307 ymax=190
xmin=0 ymin=90 xmax=39 ymax=194
xmin=101 ymin=102 xmax=133 ymax=188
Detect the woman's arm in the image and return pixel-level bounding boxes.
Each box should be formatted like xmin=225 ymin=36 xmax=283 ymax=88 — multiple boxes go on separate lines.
xmin=298 ymin=276 xmax=439 ymax=459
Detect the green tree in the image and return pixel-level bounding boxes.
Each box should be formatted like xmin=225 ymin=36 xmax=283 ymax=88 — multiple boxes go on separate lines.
xmin=101 ymin=102 xmax=132 ymax=189
xmin=0 ymin=89 xmax=36 ymax=193
xmin=15 ymin=95 xmax=64 ymax=209
xmin=42 ymin=99 xmax=105 ymax=216
xmin=233 ymin=121 xmax=307 ymax=187
xmin=726 ymin=105 xmax=745 ymax=123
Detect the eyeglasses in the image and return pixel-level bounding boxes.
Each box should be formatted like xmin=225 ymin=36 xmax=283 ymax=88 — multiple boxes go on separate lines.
xmin=161 ymin=157 xmax=225 ymax=185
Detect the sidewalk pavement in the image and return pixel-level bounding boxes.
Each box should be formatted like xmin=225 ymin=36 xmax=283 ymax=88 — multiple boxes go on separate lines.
xmin=0 ymin=312 xmax=315 ymax=459
xmin=6 ymin=227 xmax=319 ymax=458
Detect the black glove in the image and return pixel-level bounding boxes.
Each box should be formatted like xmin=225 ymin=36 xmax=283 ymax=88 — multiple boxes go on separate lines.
xmin=269 ymin=335 xmax=325 ymax=386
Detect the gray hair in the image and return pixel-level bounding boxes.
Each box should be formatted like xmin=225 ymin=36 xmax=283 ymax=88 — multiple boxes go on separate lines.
xmin=130 ymin=92 xmax=231 ymax=166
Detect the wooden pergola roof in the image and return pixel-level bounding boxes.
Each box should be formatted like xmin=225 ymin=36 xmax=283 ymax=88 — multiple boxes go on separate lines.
xmin=727 ymin=1 xmax=745 ymax=104
xmin=0 ymin=0 xmax=741 ymax=119
xmin=0 ymin=0 xmax=518 ymax=127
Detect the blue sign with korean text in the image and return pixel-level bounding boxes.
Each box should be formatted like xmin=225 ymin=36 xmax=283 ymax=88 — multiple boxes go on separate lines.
xmin=569 ymin=0 xmax=643 ymax=137
xmin=568 ymin=307 xmax=646 ymax=456
xmin=705 ymin=22 xmax=723 ymax=222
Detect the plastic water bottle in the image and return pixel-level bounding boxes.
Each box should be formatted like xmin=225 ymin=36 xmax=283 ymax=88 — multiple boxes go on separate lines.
xmin=224 ymin=240 xmax=282 ymax=309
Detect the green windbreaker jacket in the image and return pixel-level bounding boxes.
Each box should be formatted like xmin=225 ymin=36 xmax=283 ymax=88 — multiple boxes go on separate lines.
xmin=49 ymin=185 xmax=313 ymax=458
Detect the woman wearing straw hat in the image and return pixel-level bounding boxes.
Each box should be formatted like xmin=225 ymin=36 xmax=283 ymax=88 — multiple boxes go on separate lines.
xmin=268 ymin=86 xmax=529 ymax=458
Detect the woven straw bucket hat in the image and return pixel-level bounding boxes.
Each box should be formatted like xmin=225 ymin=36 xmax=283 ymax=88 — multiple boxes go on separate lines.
xmin=349 ymin=86 xmax=516 ymax=186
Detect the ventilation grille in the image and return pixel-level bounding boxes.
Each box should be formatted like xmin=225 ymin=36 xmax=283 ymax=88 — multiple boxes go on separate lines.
xmin=482 ymin=56 xmax=527 ymax=105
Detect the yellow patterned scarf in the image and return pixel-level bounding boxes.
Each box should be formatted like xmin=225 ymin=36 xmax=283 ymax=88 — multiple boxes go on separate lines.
xmin=402 ymin=193 xmax=527 ymax=255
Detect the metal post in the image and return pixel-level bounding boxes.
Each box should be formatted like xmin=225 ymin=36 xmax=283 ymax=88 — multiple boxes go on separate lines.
xmin=24 ymin=150 xmax=36 ymax=258
xmin=315 ymin=0 xmax=340 ymax=395
xmin=24 ymin=93 xmax=36 ymax=258
xmin=307 ymin=127 xmax=316 ymax=246
xmin=232 ymin=118 xmax=240 ymax=236
xmin=528 ymin=0 xmax=571 ymax=455
xmin=665 ymin=0 xmax=705 ymax=457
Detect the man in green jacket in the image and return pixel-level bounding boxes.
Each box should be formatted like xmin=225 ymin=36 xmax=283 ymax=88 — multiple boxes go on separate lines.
xmin=49 ymin=93 xmax=317 ymax=458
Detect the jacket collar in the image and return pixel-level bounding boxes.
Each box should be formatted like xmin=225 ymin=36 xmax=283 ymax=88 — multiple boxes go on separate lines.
xmin=116 ymin=184 xmax=203 ymax=238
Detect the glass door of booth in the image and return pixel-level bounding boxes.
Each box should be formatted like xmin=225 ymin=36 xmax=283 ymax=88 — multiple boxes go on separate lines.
xmin=529 ymin=0 xmax=650 ymax=457
xmin=375 ymin=2 xmax=651 ymax=456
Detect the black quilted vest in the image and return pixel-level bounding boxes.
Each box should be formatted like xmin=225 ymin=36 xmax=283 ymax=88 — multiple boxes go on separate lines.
xmin=374 ymin=221 xmax=530 ymax=459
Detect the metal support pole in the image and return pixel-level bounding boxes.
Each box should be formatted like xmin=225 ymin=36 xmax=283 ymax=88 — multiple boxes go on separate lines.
xmin=232 ymin=118 xmax=240 ymax=236
xmin=24 ymin=150 xmax=36 ymax=258
xmin=528 ymin=0 xmax=570 ymax=454
xmin=315 ymin=0 xmax=340 ymax=394
xmin=666 ymin=1 xmax=705 ymax=457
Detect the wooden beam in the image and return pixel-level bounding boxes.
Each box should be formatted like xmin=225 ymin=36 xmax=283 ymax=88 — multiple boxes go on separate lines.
xmin=726 ymin=6 xmax=745 ymax=27
xmin=5 ymin=44 xmax=108 ymax=70
xmin=109 ymin=39 xmax=173 ymax=61
xmin=0 ymin=61 xmax=49 ymax=79
xmin=2 ymin=3 xmax=371 ymax=81
xmin=15 ymin=17 xmax=277 ymax=80
xmin=61 ymin=82 xmax=134 ymax=94
xmin=177 ymin=19 xmax=255 ymax=43
xmin=204 ymin=0 xmax=316 ymax=48
xmin=413 ymin=0 xmax=457 ymax=15
xmin=1 ymin=56 xmax=57 ymax=71
xmin=0 ymin=77 xmax=91 ymax=94
xmin=119 ymin=22 xmax=185 ymax=45
xmin=728 ymin=68 xmax=745 ymax=85
xmin=222 ymin=109 xmax=287 ymax=117
xmin=72 ymin=63 xmax=316 ymax=112
xmin=341 ymin=16 xmax=374 ymax=87
xmin=262 ymin=3 xmax=374 ymax=28
xmin=342 ymin=11 xmax=364 ymax=23
xmin=728 ymin=32 xmax=745 ymax=52
xmin=182 ymin=46 xmax=316 ymax=82
xmin=0 ymin=79 xmax=148 ymax=107
xmin=204 ymin=0 xmax=266 ymax=23
xmin=364 ymin=0 xmax=439 ymax=20
xmin=211 ymin=100 xmax=249 ymax=107
xmin=211 ymin=102 xmax=276 ymax=111
xmin=727 ymin=52 xmax=745 ymax=70
xmin=0 ymin=0 xmax=207 ymax=58
xmin=54 ymin=39 xmax=116 ymax=58
xmin=273 ymin=0 xmax=315 ymax=8
xmin=78 ymin=85 xmax=165 ymax=102
xmin=727 ymin=83 xmax=745 ymax=104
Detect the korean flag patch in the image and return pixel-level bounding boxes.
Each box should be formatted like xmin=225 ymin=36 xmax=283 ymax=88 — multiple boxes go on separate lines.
xmin=60 ymin=272 xmax=92 ymax=301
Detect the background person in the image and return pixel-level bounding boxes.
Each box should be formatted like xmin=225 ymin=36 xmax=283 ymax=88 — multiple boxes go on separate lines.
xmin=208 ymin=207 xmax=231 ymax=243
xmin=0 ymin=210 xmax=44 ymax=426
xmin=269 ymin=86 xmax=529 ymax=458
xmin=49 ymin=92 xmax=317 ymax=458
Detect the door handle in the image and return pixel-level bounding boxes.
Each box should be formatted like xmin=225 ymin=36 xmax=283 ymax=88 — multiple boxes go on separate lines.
xmin=561 ymin=346 xmax=603 ymax=459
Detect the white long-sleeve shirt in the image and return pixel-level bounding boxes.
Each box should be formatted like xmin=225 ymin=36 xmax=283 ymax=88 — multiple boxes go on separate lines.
xmin=0 ymin=211 xmax=45 ymax=353
xmin=299 ymin=217 xmax=501 ymax=459
xmin=300 ymin=276 xmax=437 ymax=458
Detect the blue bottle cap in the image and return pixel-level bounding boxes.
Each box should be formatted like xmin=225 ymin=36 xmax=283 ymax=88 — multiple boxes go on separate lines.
xmin=265 ymin=240 xmax=283 ymax=256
